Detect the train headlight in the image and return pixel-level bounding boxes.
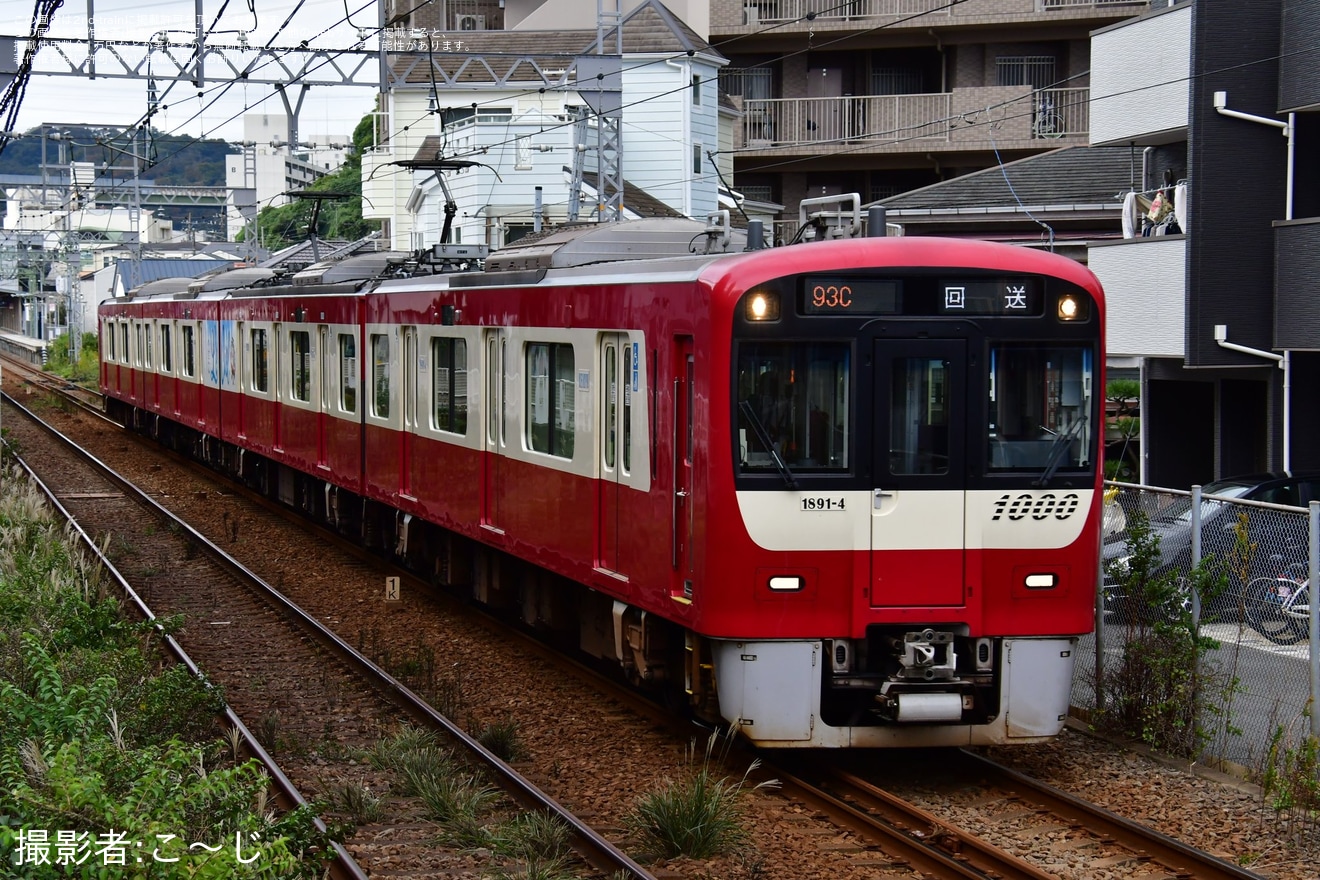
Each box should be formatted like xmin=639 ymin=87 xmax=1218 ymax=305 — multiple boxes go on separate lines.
xmin=1056 ymin=293 xmax=1088 ymax=321
xmin=768 ymin=575 xmax=803 ymax=592
xmin=745 ymin=291 xmax=780 ymax=322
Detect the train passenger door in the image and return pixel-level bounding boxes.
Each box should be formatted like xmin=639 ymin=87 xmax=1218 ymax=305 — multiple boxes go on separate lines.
xmin=671 ymin=337 xmax=695 ymax=599
xmin=597 ymin=335 xmax=628 ymax=575
xmin=870 ymin=339 xmax=967 ymax=608
xmin=400 ymin=326 xmax=417 ymax=498
xmin=481 ymin=330 xmax=504 ymax=530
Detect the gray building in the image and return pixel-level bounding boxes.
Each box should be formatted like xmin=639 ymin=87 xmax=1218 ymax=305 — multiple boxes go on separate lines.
xmin=1088 ymin=0 xmax=1320 ymax=486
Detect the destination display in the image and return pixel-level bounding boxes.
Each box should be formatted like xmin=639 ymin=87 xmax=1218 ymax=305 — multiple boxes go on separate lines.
xmin=800 ymin=276 xmax=1044 ymax=316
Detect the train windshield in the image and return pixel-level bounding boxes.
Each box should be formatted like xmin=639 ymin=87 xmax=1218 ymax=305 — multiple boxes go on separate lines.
xmin=736 ymin=342 xmax=851 ymax=474
xmin=987 ymin=344 xmax=1094 ymax=472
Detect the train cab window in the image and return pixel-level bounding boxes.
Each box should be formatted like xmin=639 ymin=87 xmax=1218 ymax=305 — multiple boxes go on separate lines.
xmin=431 ymin=337 xmax=467 ymax=434
xmin=527 ymin=342 xmax=575 ymax=459
xmin=251 ymin=328 xmax=269 ymax=393
xmin=371 ymin=333 xmax=390 ymax=418
xmin=736 ymin=342 xmax=851 ymax=474
xmin=339 ymin=333 xmax=357 ymax=413
xmin=889 ymin=356 xmax=949 ymax=475
xmin=290 ymin=330 xmax=311 ymax=402
xmin=987 ymin=345 xmax=1094 ymax=472
xmin=160 ymin=326 xmax=173 ymax=374
xmin=181 ymin=325 xmax=196 ymax=378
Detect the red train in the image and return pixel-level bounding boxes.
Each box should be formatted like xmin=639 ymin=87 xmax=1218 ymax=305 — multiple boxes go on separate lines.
xmin=100 ymin=214 xmax=1104 ymax=747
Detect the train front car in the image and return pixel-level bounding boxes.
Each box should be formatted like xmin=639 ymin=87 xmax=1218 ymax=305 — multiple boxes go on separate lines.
xmin=697 ymin=237 xmax=1104 ymax=748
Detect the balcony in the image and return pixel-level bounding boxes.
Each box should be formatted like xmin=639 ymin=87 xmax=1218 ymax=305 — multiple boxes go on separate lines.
xmin=1089 ymin=231 xmax=1187 ymax=359
xmin=728 ymin=0 xmax=1147 ymax=30
xmin=736 ymin=87 xmax=1089 ymax=152
xmin=1274 ymin=219 xmax=1320 ymax=351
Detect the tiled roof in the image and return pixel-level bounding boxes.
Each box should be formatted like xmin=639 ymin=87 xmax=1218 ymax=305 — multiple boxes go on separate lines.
xmin=878 ymin=145 xmax=1137 ymax=211
xmin=391 ymin=0 xmax=723 ymax=87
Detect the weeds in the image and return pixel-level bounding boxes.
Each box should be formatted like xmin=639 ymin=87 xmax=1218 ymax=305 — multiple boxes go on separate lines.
xmin=477 ymin=718 xmax=528 ymax=763
xmin=625 ymin=727 xmax=778 ymax=860
xmin=1257 ymin=707 xmax=1320 ymax=841
xmin=331 ymin=780 xmax=385 ymax=824
xmin=1091 ymin=508 xmax=1239 ymax=759
xmin=487 ymin=811 xmax=575 ymax=879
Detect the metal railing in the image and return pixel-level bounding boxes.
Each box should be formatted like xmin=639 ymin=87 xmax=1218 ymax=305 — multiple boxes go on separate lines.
xmin=1082 ymin=482 xmax=1320 ymax=773
xmin=741 ymin=0 xmax=951 ymax=25
xmin=741 ymin=93 xmax=952 ymax=146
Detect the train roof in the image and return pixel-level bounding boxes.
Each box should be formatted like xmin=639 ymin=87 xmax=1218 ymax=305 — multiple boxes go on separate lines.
xmin=485 ymin=218 xmax=747 ymax=272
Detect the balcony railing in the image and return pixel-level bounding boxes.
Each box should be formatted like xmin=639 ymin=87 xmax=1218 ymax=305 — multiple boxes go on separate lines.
xmin=742 ymin=94 xmax=952 ymax=146
xmin=738 ymin=87 xmax=1089 ymax=149
xmin=737 ymin=0 xmax=1146 ymax=26
xmin=741 ymin=0 xmax=949 ymax=25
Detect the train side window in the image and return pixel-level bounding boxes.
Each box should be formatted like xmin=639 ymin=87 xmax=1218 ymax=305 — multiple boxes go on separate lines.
xmin=160 ymin=325 xmax=173 ymax=374
xmin=120 ymin=324 xmax=129 ymax=364
xmin=371 ymin=333 xmax=390 ymax=418
xmin=181 ymin=325 xmax=195 ymax=378
xmin=431 ymin=337 xmax=467 ymax=434
xmin=339 ymin=333 xmax=357 ymax=413
xmin=622 ymin=344 xmax=633 ymax=474
xmin=290 ymin=330 xmax=311 ymax=402
xmin=604 ymin=343 xmax=617 ymax=469
xmin=105 ymin=322 xmax=116 ymax=361
xmin=526 ymin=342 xmax=575 ymax=459
xmin=143 ymin=324 xmax=152 ymax=369
xmin=251 ymin=328 xmax=269 ymax=393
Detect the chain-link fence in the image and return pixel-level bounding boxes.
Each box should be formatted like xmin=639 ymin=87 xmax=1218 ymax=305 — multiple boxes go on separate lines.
xmin=1073 ymin=481 xmax=1320 ymax=772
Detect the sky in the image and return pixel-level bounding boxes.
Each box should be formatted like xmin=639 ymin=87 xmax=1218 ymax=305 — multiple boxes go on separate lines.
xmin=6 ymin=0 xmax=381 ymax=145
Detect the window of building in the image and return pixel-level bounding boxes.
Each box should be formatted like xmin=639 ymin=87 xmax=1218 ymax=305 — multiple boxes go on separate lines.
xmin=431 ymin=337 xmax=468 ymax=434
xmin=371 ymin=333 xmax=390 ymax=418
xmin=339 ymin=333 xmax=357 ymax=413
xmin=290 ymin=330 xmax=311 ymax=401
xmin=526 ymin=342 xmax=575 ymax=458
xmin=693 ymin=143 xmax=703 ymax=176
xmin=691 ymin=73 xmax=701 ymax=105
xmin=995 ymin=55 xmax=1057 ymax=89
xmin=251 ymin=328 xmax=269 ymax=392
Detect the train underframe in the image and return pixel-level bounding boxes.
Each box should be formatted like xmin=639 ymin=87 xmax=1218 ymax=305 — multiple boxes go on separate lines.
xmin=117 ymin=403 xmax=1076 ymax=747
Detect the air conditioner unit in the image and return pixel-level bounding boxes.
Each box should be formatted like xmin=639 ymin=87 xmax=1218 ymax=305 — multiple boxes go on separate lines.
xmin=455 ymin=13 xmax=486 ymax=30
xmin=744 ymin=5 xmax=759 ymax=25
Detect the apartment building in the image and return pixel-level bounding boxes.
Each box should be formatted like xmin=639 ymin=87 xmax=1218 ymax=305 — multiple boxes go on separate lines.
xmin=710 ymin=0 xmax=1152 ymax=237
xmin=1087 ymin=0 xmax=1320 ymax=486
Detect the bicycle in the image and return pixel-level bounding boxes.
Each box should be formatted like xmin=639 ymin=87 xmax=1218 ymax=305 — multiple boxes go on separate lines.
xmin=1033 ymin=96 xmax=1065 ymax=139
xmin=1244 ymin=574 xmax=1311 ymax=645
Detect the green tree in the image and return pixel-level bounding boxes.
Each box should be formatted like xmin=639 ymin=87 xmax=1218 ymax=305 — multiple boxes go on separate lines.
xmin=253 ymin=114 xmax=379 ymax=250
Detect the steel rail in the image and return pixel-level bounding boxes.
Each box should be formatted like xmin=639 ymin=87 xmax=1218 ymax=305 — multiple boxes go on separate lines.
xmin=2 ymin=390 xmax=655 ymax=880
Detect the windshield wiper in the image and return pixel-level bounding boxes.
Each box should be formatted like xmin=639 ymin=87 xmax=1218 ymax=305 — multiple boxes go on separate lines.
xmin=738 ymin=400 xmax=798 ymax=489
xmin=1034 ymin=419 xmax=1085 ymax=486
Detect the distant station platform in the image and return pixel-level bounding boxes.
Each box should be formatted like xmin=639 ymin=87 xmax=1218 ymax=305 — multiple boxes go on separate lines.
xmin=0 ymin=328 xmax=47 ymax=367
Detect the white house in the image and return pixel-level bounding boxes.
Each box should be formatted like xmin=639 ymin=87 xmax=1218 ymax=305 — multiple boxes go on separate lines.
xmin=364 ymin=0 xmax=732 ymax=251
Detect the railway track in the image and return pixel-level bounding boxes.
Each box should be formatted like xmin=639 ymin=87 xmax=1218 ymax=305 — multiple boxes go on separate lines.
xmin=0 ymin=358 xmax=1284 ymax=879
xmin=773 ymin=751 xmax=1266 ymax=880
xmin=0 ymin=389 xmax=653 ymax=880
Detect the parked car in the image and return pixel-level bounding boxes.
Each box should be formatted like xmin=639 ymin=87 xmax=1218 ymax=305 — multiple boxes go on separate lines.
xmin=1102 ymin=472 xmax=1320 ymax=624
